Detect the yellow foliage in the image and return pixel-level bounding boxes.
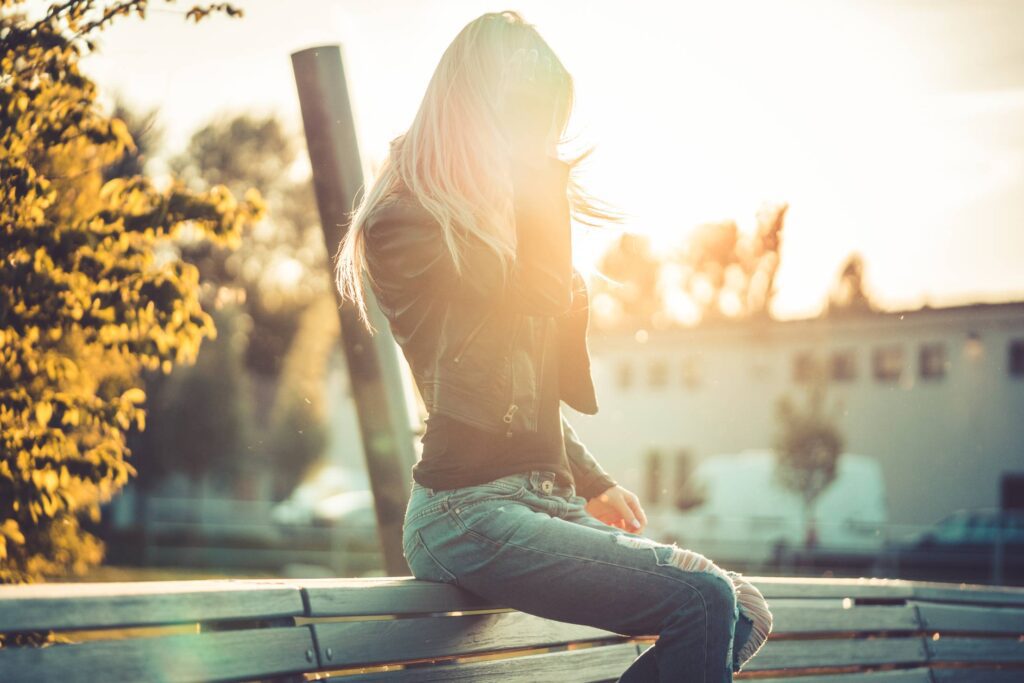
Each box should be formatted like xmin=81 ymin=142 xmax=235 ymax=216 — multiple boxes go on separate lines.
xmin=1 ymin=0 xmax=259 ymax=585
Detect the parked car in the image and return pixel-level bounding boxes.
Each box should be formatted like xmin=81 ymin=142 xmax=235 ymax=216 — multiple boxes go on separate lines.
xmin=879 ymin=507 xmax=1024 ymax=584
xmin=271 ymin=464 xmax=373 ymax=527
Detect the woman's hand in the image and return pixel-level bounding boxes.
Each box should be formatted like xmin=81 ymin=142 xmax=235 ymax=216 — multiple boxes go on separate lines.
xmin=499 ymin=47 xmax=564 ymax=161
xmin=586 ymin=485 xmax=648 ymax=533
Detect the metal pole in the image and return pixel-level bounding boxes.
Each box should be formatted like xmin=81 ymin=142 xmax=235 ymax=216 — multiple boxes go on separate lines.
xmin=291 ymin=45 xmax=417 ymax=575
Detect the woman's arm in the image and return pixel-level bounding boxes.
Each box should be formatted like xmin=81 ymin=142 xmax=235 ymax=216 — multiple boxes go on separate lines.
xmin=363 ymin=156 xmax=573 ymax=316
xmin=561 ymin=410 xmax=617 ymax=499
xmin=563 ymin=411 xmax=648 ymax=531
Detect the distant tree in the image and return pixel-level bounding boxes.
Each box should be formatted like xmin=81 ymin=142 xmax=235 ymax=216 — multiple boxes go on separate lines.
xmin=130 ymin=304 xmax=256 ymax=493
xmin=0 ymin=0 xmax=260 ymax=586
xmin=590 ymin=232 xmax=666 ymax=331
xmin=678 ymin=201 xmax=788 ymax=321
xmin=591 ymin=201 xmax=788 ymax=331
xmin=266 ymin=293 xmax=340 ymax=499
xmin=827 ymin=252 xmax=875 ymax=315
xmin=170 ymin=113 xmax=330 ymax=374
xmin=772 ymin=367 xmax=844 ymax=549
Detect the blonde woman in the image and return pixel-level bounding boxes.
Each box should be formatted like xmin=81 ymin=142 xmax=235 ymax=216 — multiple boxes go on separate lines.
xmin=335 ymin=11 xmax=772 ymax=681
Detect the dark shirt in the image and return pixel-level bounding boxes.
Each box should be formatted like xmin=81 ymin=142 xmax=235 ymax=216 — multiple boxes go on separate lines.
xmin=412 ymin=320 xmax=580 ymax=493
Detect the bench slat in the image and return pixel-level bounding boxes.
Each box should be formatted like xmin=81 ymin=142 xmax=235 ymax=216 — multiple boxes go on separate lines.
xmin=299 ymin=578 xmax=492 ymax=616
xmin=313 ymin=611 xmax=625 ymax=668
xmin=741 ymin=637 xmax=929 ymax=672
xmin=911 ymin=584 xmax=1024 ymax=608
xmin=758 ymin=578 xmax=919 ymax=601
xmin=0 ymin=580 xmax=305 ymax=632
xmin=771 ymin=604 xmax=919 ymax=634
xmin=0 ymin=625 xmax=316 ymax=683
xmin=743 ymin=668 xmax=934 ymax=682
xmin=756 ymin=577 xmax=1024 ymax=606
xmin=930 ymin=669 xmax=1024 ymax=682
xmin=329 ymin=642 xmax=643 ymax=682
xmin=926 ymin=636 xmax=1024 ymax=664
xmin=915 ymin=603 xmax=1024 ymax=634
xmin=299 ymin=576 xmax=1024 ymax=616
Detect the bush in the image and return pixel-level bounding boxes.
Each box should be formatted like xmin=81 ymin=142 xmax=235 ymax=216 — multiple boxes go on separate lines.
xmin=0 ymin=0 xmax=260 ymax=584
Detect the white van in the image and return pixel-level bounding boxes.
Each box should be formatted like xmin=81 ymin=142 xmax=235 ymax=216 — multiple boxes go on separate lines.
xmin=644 ymin=449 xmax=888 ymax=565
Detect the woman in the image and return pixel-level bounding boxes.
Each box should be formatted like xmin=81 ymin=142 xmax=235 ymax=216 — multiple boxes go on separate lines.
xmin=335 ymin=11 xmax=772 ymax=681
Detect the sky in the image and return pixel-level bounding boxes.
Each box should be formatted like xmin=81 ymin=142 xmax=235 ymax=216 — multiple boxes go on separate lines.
xmin=72 ymin=0 xmax=1024 ymax=319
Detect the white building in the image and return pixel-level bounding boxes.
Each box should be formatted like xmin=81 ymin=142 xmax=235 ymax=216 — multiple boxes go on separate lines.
xmin=567 ymin=301 xmax=1024 ymax=529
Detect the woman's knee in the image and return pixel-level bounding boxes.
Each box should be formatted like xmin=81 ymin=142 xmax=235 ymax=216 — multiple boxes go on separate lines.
xmin=725 ymin=570 xmax=773 ymax=668
xmin=655 ymin=545 xmax=738 ymax=619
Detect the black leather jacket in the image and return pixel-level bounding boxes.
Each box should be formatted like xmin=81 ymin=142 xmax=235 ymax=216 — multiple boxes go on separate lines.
xmin=362 ymin=156 xmax=615 ymax=496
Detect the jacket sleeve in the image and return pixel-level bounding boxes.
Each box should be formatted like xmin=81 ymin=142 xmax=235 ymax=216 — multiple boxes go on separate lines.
xmin=562 ymin=410 xmax=617 ymax=500
xmin=363 ymin=156 xmax=573 ymax=317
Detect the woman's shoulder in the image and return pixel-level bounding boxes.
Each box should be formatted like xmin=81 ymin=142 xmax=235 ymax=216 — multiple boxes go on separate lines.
xmin=364 ymin=190 xmax=439 ymax=245
xmin=362 ymin=190 xmax=450 ymax=279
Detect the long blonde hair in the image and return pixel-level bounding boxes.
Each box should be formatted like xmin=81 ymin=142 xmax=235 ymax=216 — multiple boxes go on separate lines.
xmin=335 ymin=10 xmax=623 ymax=332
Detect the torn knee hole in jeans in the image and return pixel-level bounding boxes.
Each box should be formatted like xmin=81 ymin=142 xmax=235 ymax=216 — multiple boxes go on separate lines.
xmin=611 ymin=535 xmax=735 ymax=589
xmin=611 ymin=534 xmax=773 ymax=669
xmin=727 ymin=573 xmax=774 ymax=665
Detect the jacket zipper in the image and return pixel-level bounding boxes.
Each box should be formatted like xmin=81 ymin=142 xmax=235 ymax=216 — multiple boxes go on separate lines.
xmin=452 ymin=312 xmax=491 ymax=364
xmin=503 ymin=313 xmax=522 ymax=438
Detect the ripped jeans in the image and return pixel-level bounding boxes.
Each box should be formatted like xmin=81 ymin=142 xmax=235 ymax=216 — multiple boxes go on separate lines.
xmin=402 ymin=470 xmax=773 ymax=682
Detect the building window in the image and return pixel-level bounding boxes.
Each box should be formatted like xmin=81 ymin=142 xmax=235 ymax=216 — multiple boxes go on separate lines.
xmin=616 ymin=360 xmax=633 ymax=389
xmin=919 ymin=343 xmax=947 ymax=380
xmin=645 ymin=449 xmax=663 ymax=506
xmin=792 ymin=351 xmax=819 ymax=383
xmin=649 ymin=359 xmax=669 ymax=389
xmin=873 ymin=345 xmax=904 ymax=382
xmin=1010 ymin=339 xmax=1024 ymax=378
xmin=830 ymin=350 xmax=857 ymax=382
xmin=681 ymin=356 xmax=701 ymax=389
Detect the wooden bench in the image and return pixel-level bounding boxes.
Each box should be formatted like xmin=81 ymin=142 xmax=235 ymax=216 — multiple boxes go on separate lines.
xmin=1 ymin=576 xmax=1022 ymax=682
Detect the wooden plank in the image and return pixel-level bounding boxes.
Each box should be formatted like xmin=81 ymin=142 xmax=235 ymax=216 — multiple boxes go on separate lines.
xmin=931 ymin=668 xmax=1024 ymax=682
xmin=752 ymin=668 xmax=934 ymax=683
xmin=299 ymin=577 xmax=492 ymax=617
xmin=326 ymin=642 xmax=643 ymax=682
xmin=0 ymin=625 xmax=316 ymax=683
xmin=915 ymin=603 xmax=1024 ymax=634
xmin=298 ymin=576 xmax=1024 ymax=620
xmin=740 ymin=637 xmax=929 ymax=672
xmin=926 ymin=636 xmax=1024 ymax=664
xmin=313 ymin=611 xmax=626 ymax=668
xmin=911 ymin=583 xmax=1024 ymax=608
xmin=0 ymin=580 xmax=305 ymax=632
xmin=771 ymin=604 xmax=919 ymax=635
xmin=756 ymin=578 xmax=917 ymax=601
xmin=754 ymin=577 xmax=1024 ymax=606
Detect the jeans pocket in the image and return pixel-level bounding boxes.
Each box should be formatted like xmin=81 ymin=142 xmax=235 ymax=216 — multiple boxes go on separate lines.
xmin=405 ymin=530 xmax=458 ymax=585
xmin=445 ymin=475 xmax=529 ymax=511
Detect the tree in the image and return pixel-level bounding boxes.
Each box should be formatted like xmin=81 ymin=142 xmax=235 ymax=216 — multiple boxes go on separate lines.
xmin=266 ymin=293 xmax=340 ymax=499
xmin=103 ymin=95 xmax=165 ymax=182
xmin=590 ymin=232 xmax=666 ymax=331
xmin=677 ymin=201 xmax=788 ymax=322
xmin=129 ymin=303 xmax=255 ymax=491
xmin=590 ymin=201 xmax=788 ymax=331
xmin=827 ymin=252 xmax=875 ymax=315
xmin=170 ymin=113 xmax=330 ymax=375
xmin=0 ymin=0 xmax=262 ymax=585
xmin=772 ymin=366 xmax=844 ymax=549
